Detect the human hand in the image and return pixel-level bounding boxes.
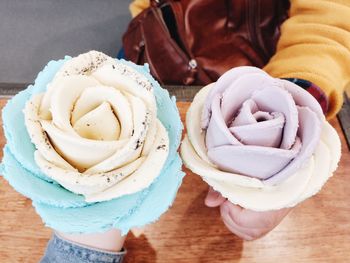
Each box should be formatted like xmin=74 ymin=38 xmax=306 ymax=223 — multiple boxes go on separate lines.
xmin=205 ymin=187 xmax=292 ymax=241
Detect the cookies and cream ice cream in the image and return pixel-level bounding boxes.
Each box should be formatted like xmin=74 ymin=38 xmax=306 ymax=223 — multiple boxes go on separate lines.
xmin=1 ymin=51 xmax=184 ymax=233
xmin=181 ymin=67 xmax=341 ymax=211
xmin=23 ymin=51 xmax=169 ymax=202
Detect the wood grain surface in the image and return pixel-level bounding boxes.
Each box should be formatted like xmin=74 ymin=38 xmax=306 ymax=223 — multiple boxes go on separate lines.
xmin=1 ymin=100 xmax=350 ymax=263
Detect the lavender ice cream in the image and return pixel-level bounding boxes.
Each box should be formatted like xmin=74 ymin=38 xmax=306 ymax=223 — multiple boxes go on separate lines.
xmin=181 ymin=67 xmax=341 ymax=211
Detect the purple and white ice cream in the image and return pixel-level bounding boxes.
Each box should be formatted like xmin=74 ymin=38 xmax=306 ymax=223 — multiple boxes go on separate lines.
xmin=181 ymin=67 xmax=341 ymax=211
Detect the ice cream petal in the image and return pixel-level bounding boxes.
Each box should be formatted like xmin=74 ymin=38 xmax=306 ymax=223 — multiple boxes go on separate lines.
xmin=321 ymin=121 xmax=342 ymax=172
xmin=35 ymin=151 xmax=145 ymax=195
xmin=229 ymin=99 xmax=259 ymax=127
xmin=24 ymin=94 xmax=76 ymax=171
xmin=40 ymin=120 xmax=125 ymax=171
xmin=220 ymin=74 xmax=275 ymax=125
xmin=294 ymin=141 xmax=331 ymax=203
xmin=207 ymin=137 xmax=301 ymax=179
xmin=186 ymin=84 xmax=215 ymax=165
xmin=85 ymin=119 xmax=169 ymax=202
xmin=92 ymin=63 xmax=156 ymax=114
xmin=201 ymin=66 xmax=269 ymax=128
xmin=203 ymin=156 xmax=314 ymax=211
xmin=71 ymin=86 xmax=133 ymax=140
xmin=2 ymin=146 xmax=86 ymax=208
xmin=295 ymin=121 xmax=341 ymax=202
xmin=54 ymin=51 xmax=116 ymax=79
xmin=281 ymin=79 xmax=324 ymax=119
xmin=181 ymin=136 xmax=264 ymax=188
xmin=229 ymin=112 xmax=285 ymax=147
xmin=49 ymin=75 xmax=100 ymax=134
xmin=39 ymin=82 xmax=55 ymax=120
xmin=251 ymin=85 xmax=298 ymax=150
xmin=85 ymin=96 xmax=149 ymax=174
xmin=264 ymin=106 xmax=322 ymax=185
xmin=141 ymin=112 xmax=157 ymax=156
xmin=73 ymin=102 xmax=120 ymax=141
xmin=205 ymin=94 xmax=242 ymax=149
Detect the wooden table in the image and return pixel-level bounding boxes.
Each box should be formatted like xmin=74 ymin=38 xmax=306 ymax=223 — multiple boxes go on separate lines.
xmin=1 ymin=100 xmax=350 ymax=263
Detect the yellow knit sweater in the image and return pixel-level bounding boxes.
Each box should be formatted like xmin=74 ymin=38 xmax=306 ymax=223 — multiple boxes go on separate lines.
xmin=130 ymin=0 xmax=350 ymax=119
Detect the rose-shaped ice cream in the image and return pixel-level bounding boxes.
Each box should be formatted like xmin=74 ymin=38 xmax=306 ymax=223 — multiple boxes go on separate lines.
xmin=23 ymin=51 xmax=168 ymax=202
xmin=1 ymin=51 xmax=184 ymax=233
xmin=181 ymin=67 xmax=341 ymax=211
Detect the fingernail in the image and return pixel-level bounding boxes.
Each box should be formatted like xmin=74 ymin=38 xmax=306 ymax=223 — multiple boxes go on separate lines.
xmin=205 ymin=190 xmax=219 ymax=204
xmin=210 ymin=190 xmax=220 ymax=200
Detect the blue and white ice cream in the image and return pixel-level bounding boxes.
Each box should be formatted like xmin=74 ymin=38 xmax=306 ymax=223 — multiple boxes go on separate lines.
xmin=1 ymin=51 xmax=184 ymax=234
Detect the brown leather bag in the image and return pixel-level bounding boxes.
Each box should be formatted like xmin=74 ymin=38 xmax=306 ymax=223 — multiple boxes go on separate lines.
xmin=122 ymin=0 xmax=290 ymax=85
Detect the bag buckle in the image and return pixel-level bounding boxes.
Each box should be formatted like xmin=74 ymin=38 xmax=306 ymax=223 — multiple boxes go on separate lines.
xmin=189 ymin=59 xmax=197 ymax=69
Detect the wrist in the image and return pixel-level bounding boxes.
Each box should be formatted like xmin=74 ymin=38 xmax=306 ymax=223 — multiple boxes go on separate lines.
xmin=56 ymin=228 xmax=126 ymax=253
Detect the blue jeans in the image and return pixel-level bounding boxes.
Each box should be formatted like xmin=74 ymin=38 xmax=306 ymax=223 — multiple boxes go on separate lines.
xmin=40 ymin=233 xmax=125 ymax=263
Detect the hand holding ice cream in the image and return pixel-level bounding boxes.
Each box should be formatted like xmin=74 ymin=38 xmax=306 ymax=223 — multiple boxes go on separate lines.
xmin=205 ymin=187 xmax=292 ymax=240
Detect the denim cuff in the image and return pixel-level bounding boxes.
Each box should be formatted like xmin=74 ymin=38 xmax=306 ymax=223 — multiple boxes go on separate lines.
xmin=40 ymin=233 xmax=126 ymax=263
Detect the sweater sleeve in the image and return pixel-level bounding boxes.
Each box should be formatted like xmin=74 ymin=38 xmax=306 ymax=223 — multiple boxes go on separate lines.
xmin=129 ymin=0 xmax=150 ymax=18
xmin=264 ymin=0 xmax=350 ymax=119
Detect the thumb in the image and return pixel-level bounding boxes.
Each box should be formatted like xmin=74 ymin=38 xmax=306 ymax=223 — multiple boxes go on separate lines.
xmin=205 ymin=187 xmax=226 ymax=207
